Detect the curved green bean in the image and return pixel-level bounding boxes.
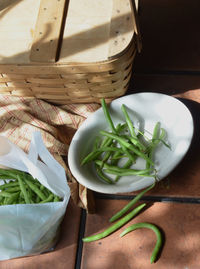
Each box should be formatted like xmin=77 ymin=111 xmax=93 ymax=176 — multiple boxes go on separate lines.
xmin=109 ymin=182 xmax=155 ymax=222
xmin=82 ymin=203 xmax=146 ymax=243
xmin=120 ymin=222 xmax=163 ymax=263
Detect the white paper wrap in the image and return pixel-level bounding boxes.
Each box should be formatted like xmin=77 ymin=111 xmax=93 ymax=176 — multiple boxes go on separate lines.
xmin=0 ymin=131 xmax=70 ymax=261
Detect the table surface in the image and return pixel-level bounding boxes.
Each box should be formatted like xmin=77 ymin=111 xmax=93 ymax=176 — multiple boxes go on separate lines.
xmin=1 ymin=0 xmax=200 ymax=268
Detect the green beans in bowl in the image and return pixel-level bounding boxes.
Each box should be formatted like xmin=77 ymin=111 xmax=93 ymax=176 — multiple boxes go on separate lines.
xmin=68 ymin=93 xmax=194 ymax=194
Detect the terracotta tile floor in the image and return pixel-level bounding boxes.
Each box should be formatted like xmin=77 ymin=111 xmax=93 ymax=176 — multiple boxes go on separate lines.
xmin=82 ymin=199 xmax=200 ymax=269
xmin=1 ymin=0 xmax=200 ymax=268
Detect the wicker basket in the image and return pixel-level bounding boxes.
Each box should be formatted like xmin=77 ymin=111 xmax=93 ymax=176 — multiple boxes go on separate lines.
xmin=0 ymin=0 xmax=141 ymax=105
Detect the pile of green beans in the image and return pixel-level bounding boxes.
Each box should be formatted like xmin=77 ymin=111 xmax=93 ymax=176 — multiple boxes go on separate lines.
xmin=0 ymin=168 xmax=61 ymax=205
xmin=81 ymin=98 xmax=169 ymax=184
xmin=82 ymin=182 xmax=164 ymax=264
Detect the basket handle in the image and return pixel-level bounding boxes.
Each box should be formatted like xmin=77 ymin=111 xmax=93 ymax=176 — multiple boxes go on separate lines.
xmin=30 ymin=0 xmax=68 ymax=63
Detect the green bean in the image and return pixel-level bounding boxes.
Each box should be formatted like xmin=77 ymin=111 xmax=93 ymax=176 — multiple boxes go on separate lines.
xmin=120 ymin=222 xmax=163 ymax=263
xmin=81 ymin=152 xmax=100 ymax=166
xmin=40 ymin=184 xmax=52 ymax=197
xmin=101 ymin=98 xmax=116 ymax=134
xmin=125 ymin=135 xmax=146 ymax=152
xmin=146 ymin=125 xmax=165 ymax=169
xmin=24 ymin=178 xmax=47 ymax=201
xmin=0 ymin=168 xmax=25 ymax=180
xmin=101 ymin=150 xmax=113 ymax=164
xmin=3 ymin=197 xmax=9 ymax=205
xmin=17 ymin=175 xmax=31 ymax=204
xmin=104 ymin=169 xmax=153 ymax=177
xmin=100 ymin=131 xmax=154 ymax=165
xmin=101 ymin=141 xmax=118 ymax=164
xmin=121 ymin=104 xmax=137 ymax=137
xmin=82 ymin=203 xmax=146 ymax=243
xmin=0 ymin=169 xmax=40 ymax=191
xmin=39 ymin=194 xmax=54 ymax=203
xmin=81 ymin=147 xmax=124 ymax=166
xmin=54 ymin=195 xmax=61 ymax=202
xmin=0 ymin=196 xmax=4 ymax=205
xmin=152 ymin=122 xmax=160 ymax=141
xmin=95 ymin=164 xmax=114 ymax=184
xmin=4 ymin=186 xmax=21 ymax=193
xmin=114 ymin=158 xmax=133 ymax=182
xmin=109 ymin=182 xmax=155 ymax=222
xmin=81 ymin=136 xmax=115 ymax=166
xmin=95 ymin=160 xmax=153 ymax=176
xmin=6 ymin=192 xmax=20 ymax=205
xmin=23 ymin=173 xmax=42 ymax=187
xmin=111 ymin=154 xmax=127 ymax=160
xmin=100 ymin=123 xmax=126 ymax=162
xmin=0 ymin=191 xmax=13 ymax=198
xmin=111 ymin=152 xmax=126 ymax=160
xmin=0 ymin=175 xmax=13 ymax=180
xmin=153 ymin=128 xmax=166 ymax=148
xmin=93 ymin=136 xmax=101 ymax=150
xmin=0 ymin=181 xmax=19 ymax=189
xmin=35 ymin=195 xmax=41 ymax=203
xmin=119 ymin=143 xmax=136 ymax=163
xmin=110 ymin=151 xmax=121 ymax=166
xmin=108 ymin=123 xmax=126 ymax=164
xmin=100 ymin=137 xmax=113 ymax=148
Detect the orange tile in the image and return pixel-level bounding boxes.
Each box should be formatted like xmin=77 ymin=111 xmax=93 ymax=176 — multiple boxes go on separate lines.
xmin=0 ymin=199 xmax=81 ymax=269
xmin=82 ymin=199 xmax=200 ymax=269
xmin=133 ymin=0 xmax=200 ymax=72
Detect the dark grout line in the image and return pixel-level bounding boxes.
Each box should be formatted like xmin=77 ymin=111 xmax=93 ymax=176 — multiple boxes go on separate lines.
xmin=75 ymin=209 xmax=86 ymax=269
xmin=94 ymin=193 xmax=200 ymax=204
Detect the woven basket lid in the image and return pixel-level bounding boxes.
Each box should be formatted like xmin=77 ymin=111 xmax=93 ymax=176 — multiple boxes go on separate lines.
xmin=0 ymin=0 xmax=139 ymax=64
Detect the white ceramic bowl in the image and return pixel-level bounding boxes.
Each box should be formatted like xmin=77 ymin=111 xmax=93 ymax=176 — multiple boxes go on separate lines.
xmin=68 ymin=92 xmax=194 ymax=194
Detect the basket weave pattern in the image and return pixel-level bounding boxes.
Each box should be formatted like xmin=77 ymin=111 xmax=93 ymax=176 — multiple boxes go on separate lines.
xmin=0 ymin=38 xmax=136 ymax=104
